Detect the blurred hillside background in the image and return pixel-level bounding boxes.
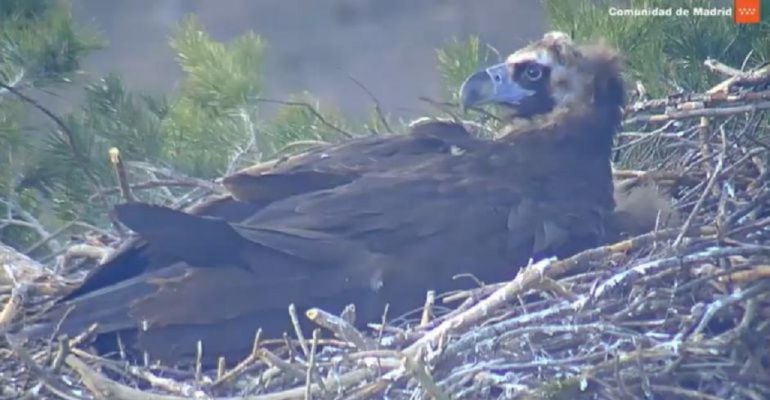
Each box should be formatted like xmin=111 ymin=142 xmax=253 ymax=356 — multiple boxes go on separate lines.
xmin=72 ymin=0 xmax=545 ymax=117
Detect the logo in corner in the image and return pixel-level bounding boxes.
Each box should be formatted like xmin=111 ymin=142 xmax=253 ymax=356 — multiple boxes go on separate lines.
xmin=735 ymin=0 xmax=761 ymax=23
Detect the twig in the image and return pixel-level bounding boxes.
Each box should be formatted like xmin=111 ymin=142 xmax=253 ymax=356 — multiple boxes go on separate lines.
xmin=258 ymin=348 xmax=307 ymax=382
xmin=444 ymin=225 xmax=716 ymax=304
xmin=346 ymin=73 xmax=393 ymax=134
xmin=688 ymin=280 xmax=770 ymax=339
xmin=0 ymin=199 xmax=60 ymax=252
xmin=0 ymin=69 xmax=25 ymax=101
xmin=226 ymin=108 xmax=259 ymax=175
xmin=195 ymin=341 xmax=203 ymax=383
xmin=0 ymin=283 xmax=27 ymax=332
xmin=5 ymin=335 xmax=87 ymax=400
xmin=217 ymin=357 xmax=226 ymax=382
xmin=673 ymin=127 xmax=726 ymax=247
xmin=704 ymin=58 xmax=744 ymax=78
xmin=719 ymin=265 xmax=770 ymax=284
xmin=697 ymin=117 xmax=712 ymax=168
xmin=68 ymin=323 xmax=100 ymax=349
xmin=341 ymin=304 xmax=356 ymax=325
xmin=253 ymin=98 xmax=355 ymax=138
xmin=401 ymin=348 xmax=450 ymax=400
xmin=50 ymin=337 xmax=71 ymax=373
xmin=211 ymin=329 xmax=262 ymax=388
xmin=72 ymin=221 xmax=119 ymax=241
xmin=624 ymin=101 xmax=770 ymax=125
xmin=304 ymin=329 xmax=320 ymax=400
xmin=108 ymin=148 xmax=135 ymax=203
xmin=24 ymin=220 xmax=78 ymax=255
xmin=251 ymin=368 xmax=377 ymax=400
xmin=341 ymin=380 xmax=391 ymax=400
xmin=275 ymin=140 xmax=330 ymax=155
xmin=405 ymin=258 xmax=553 ymax=358
xmin=651 ymin=385 xmax=724 ymax=400
xmin=593 ymin=245 xmax=770 ymax=300
xmin=420 ymin=290 xmax=436 ymax=327
xmin=628 ymin=88 xmax=770 ymax=113
xmin=377 ymin=304 xmax=389 ymax=346
xmin=707 ymin=61 xmax=770 ymax=94
xmin=125 ymin=161 xmax=223 ymax=192
xmin=88 ymin=180 xmax=217 ymax=202
xmin=306 ymin=308 xmax=375 ymax=350
xmin=417 ymin=97 xmax=462 ymax=121
xmin=289 ymin=303 xmax=310 ymax=359
xmin=128 ymin=365 xmax=199 ymax=397
xmin=65 ymin=354 xmax=187 ymax=400
xmin=61 ymin=244 xmax=111 ymax=265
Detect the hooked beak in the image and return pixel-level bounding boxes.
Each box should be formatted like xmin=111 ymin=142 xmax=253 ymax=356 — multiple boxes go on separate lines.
xmin=459 ymin=62 xmax=534 ymax=111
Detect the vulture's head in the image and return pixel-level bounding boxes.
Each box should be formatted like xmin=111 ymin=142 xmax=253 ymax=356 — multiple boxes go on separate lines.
xmin=460 ymin=31 xmax=624 ymax=125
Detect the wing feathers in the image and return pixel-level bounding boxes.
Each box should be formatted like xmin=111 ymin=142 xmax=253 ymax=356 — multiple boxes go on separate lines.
xmin=115 ymin=203 xmax=247 ymax=268
xmin=223 ymin=171 xmax=355 ymax=203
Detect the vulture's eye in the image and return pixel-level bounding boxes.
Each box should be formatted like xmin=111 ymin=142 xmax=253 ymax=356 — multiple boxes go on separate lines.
xmin=524 ymin=64 xmax=544 ymax=81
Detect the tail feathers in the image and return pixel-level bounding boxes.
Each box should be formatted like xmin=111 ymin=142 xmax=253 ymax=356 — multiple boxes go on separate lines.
xmin=114 ymin=203 xmax=248 ymax=268
xmin=22 ymin=268 xmax=163 ymax=341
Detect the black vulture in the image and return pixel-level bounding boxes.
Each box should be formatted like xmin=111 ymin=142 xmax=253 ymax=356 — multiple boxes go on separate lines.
xmin=26 ymin=32 xmax=627 ymax=364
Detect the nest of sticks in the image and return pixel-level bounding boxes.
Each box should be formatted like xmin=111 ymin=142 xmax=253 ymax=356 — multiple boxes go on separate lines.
xmin=1 ymin=59 xmax=770 ymax=400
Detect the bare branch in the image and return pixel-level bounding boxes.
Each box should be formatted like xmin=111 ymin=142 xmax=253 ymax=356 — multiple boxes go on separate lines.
xmin=253 ymin=97 xmax=355 ymax=138
xmin=346 ymin=73 xmax=394 ymax=134
xmin=108 ymin=148 xmax=135 ymax=203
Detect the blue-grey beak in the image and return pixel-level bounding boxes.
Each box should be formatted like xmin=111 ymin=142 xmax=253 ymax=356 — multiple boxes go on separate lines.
xmin=459 ymin=62 xmax=535 ymax=111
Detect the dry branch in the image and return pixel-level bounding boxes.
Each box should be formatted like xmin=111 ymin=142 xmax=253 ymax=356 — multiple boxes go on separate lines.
xmin=108 ymin=148 xmax=135 ymax=203
xmin=306 ymin=307 xmax=375 ymax=351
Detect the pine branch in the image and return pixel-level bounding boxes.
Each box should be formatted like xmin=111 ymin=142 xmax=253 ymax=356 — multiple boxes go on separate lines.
xmin=0 ymin=69 xmax=25 ymax=102
xmin=0 ymin=81 xmax=107 ymax=202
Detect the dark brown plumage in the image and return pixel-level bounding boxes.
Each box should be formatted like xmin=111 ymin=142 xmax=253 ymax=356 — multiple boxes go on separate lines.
xmin=25 ymin=32 xmax=626 ymax=364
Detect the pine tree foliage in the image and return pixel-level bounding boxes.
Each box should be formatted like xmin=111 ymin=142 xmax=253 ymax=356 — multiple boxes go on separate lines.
xmin=0 ymin=0 xmax=102 ymax=250
xmin=0 ymin=3 xmax=360 ymax=253
xmin=163 ymin=16 xmax=265 ymax=177
xmin=0 ymin=0 xmax=102 ymax=86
